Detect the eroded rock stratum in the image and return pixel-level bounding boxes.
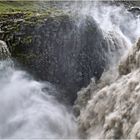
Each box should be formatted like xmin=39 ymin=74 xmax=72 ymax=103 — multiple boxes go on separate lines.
xmin=0 ymin=10 xmax=126 ymax=103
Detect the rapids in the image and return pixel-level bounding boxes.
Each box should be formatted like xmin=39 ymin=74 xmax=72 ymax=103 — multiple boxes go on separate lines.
xmin=0 ymin=60 xmax=78 ymax=138
xmin=73 ymin=1 xmax=140 ymax=139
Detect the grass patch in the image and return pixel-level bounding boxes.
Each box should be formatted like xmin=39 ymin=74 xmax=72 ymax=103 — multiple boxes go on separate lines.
xmin=0 ymin=1 xmax=50 ymax=13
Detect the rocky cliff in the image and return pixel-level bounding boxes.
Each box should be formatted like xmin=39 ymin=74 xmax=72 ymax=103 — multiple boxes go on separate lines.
xmin=0 ymin=1 xmax=129 ymax=104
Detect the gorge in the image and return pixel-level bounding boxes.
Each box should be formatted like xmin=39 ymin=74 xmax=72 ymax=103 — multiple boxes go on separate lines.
xmin=0 ymin=1 xmax=140 ymax=139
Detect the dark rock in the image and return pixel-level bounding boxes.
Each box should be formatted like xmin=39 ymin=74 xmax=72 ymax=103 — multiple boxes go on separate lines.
xmin=0 ymin=13 xmax=126 ymax=104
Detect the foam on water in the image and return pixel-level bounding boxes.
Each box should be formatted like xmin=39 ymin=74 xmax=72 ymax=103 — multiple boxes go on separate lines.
xmin=74 ymin=2 xmax=140 ymax=138
xmin=77 ymin=39 xmax=140 ymax=139
xmin=0 ymin=60 xmax=78 ymax=139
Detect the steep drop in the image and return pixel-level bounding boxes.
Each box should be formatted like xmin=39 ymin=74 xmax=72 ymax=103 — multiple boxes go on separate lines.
xmin=75 ymin=39 xmax=140 ymax=139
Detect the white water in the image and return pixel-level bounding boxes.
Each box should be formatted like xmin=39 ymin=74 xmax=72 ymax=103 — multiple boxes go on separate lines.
xmin=77 ymin=2 xmax=140 ymax=44
xmin=77 ymin=39 xmax=140 ymax=139
xmin=69 ymin=1 xmax=140 ymax=71
xmin=0 ymin=60 xmax=78 ymax=139
xmin=74 ymin=2 xmax=140 ymax=139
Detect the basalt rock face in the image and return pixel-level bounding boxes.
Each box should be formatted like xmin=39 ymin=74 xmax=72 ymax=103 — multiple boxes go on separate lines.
xmin=0 ymin=13 xmax=126 ymax=103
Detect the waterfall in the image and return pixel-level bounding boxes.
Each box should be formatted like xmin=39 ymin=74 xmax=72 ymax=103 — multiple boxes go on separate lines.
xmin=0 ymin=41 xmax=11 ymax=59
xmin=0 ymin=1 xmax=140 ymax=139
xmin=73 ymin=2 xmax=140 ymax=139
xmin=76 ymin=39 xmax=140 ymax=139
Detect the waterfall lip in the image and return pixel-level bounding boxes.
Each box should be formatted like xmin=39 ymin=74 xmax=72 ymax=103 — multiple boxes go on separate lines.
xmin=0 ymin=40 xmax=11 ymax=60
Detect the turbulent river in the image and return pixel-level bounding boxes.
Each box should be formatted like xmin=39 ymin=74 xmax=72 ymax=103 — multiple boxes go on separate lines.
xmin=0 ymin=1 xmax=140 ymax=139
xmin=0 ymin=60 xmax=78 ymax=138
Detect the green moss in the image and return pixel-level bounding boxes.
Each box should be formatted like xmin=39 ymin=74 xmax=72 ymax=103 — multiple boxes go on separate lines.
xmin=0 ymin=1 xmax=38 ymax=13
xmin=0 ymin=1 xmax=66 ymax=16
xmin=21 ymin=36 xmax=33 ymax=44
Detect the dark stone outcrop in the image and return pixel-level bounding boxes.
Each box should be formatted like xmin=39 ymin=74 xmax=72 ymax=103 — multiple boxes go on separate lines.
xmin=0 ymin=12 xmax=126 ymax=103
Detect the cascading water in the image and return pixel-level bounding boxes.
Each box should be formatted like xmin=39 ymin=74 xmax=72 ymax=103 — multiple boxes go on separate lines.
xmin=73 ymin=1 xmax=140 ymax=139
xmin=0 ymin=59 xmax=78 ymax=138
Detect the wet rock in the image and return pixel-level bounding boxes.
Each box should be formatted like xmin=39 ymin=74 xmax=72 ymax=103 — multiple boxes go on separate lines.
xmin=128 ymin=7 xmax=140 ymax=16
xmin=0 ymin=13 xmax=126 ymax=104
